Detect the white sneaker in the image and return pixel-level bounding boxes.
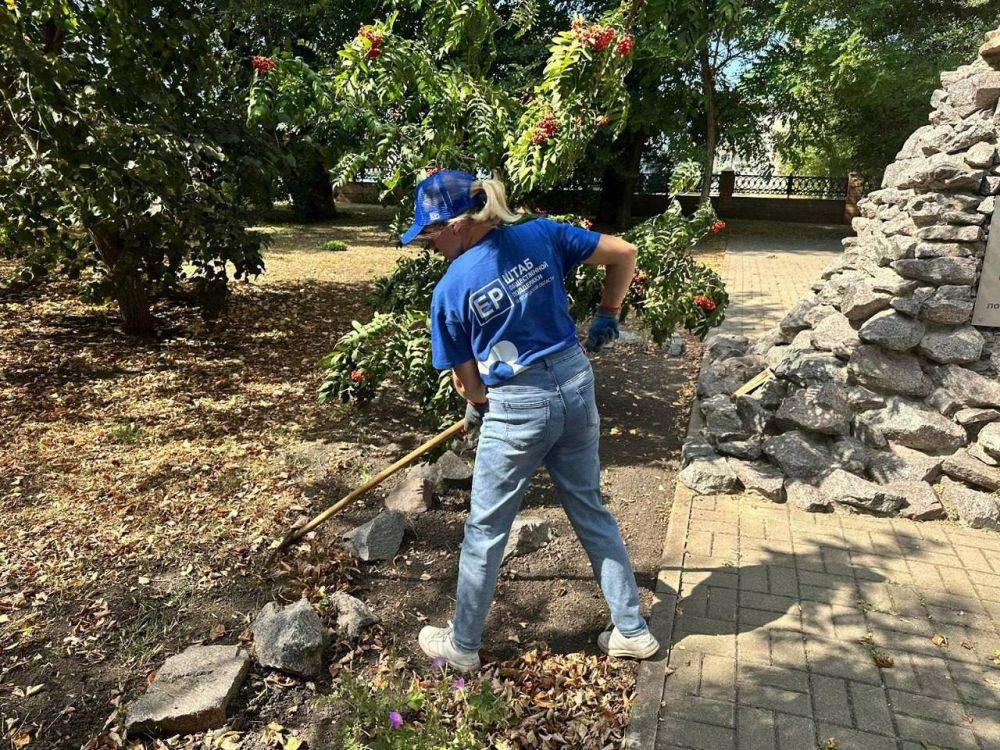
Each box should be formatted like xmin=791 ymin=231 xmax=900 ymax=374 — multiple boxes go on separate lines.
xmin=418 ymin=624 xmax=481 ymax=673
xmin=598 ymin=625 xmax=659 ymax=659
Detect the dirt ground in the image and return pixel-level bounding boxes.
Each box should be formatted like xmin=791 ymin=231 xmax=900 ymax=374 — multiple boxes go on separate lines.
xmin=0 ymin=204 xmax=722 ymax=748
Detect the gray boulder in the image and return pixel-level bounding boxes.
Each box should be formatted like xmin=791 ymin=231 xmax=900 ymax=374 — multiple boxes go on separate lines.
xmin=779 ymin=295 xmax=819 ymax=337
xmin=895 ymin=153 xmax=985 ymax=191
xmin=700 ymin=394 xmax=747 ymax=442
xmin=762 ymin=431 xmax=832 ymax=479
xmin=785 ymin=480 xmax=832 ymax=512
xmin=678 ymin=457 xmax=741 ymax=494
xmin=436 ymin=450 xmax=474 ymax=489
xmin=343 ymin=511 xmax=406 ymax=561
xmin=774 ymin=383 xmax=852 ymax=435
xmin=969 ymin=441 xmax=999 ymax=466
xmin=940 ymin=477 xmax=1000 ymax=530
xmin=919 ymin=285 xmax=975 ymax=324
xmin=915 ymin=224 xmax=983 ymax=242
xmin=847 ymin=386 xmax=885 ymax=411
xmin=858 ymin=310 xmax=925 ymax=351
xmin=819 ymin=469 xmax=907 ymax=516
xmin=774 ymin=350 xmax=847 ymax=386
xmin=891 ymin=257 xmax=978 ymax=285
xmin=918 ymin=326 xmax=985 ymax=363
xmin=892 ymin=481 xmax=946 ymax=520
xmin=833 ymin=436 xmax=870 ymax=475
xmin=331 ymin=591 xmax=379 ymax=639
xmin=940 ymin=364 xmax=1000 ymax=408
xmin=697 ymin=355 xmax=765 ymax=398
xmin=848 ymin=345 xmax=933 ymax=397
xmin=941 ymin=449 xmax=1000 ymax=491
xmin=253 ymin=599 xmax=328 ymax=678
xmin=977 ymin=421 xmax=1000 ymax=458
xmin=503 ymin=517 xmax=554 ymax=561
xmin=868 ymin=444 xmax=944 ymax=484
xmin=681 ymin=436 xmax=716 ymax=467
xmin=125 ymin=645 xmax=251 ymax=736
xmin=716 ymin=437 xmax=764 ymax=461
xmin=385 ymin=465 xmax=438 ymax=514
xmin=811 ymin=312 xmax=860 ymax=359
xmin=841 ymin=282 xmax=892 ymax=321
xmin=927 ymin=387 xmax=964 ymax=417
xmin=856 ymin=396 xmax=967 ymax=453
xmin=956 ymin=407 xmax=1000 ymax=429
xmin=703 ymin=333 xmax=750 ymax=364
xmin=728 ymin=459 xmax=785 ymax=502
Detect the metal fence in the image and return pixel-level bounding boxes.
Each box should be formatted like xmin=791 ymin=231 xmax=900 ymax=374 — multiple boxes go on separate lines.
xmin=733 ymin=174 xmax=849 ymax=199
xmin=639 ymin=172 xmax=850 ymax=199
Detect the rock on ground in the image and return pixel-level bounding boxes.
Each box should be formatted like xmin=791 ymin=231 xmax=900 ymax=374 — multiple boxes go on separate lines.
xmin=681 ymin=436 xmax=716 ymax=467
xmin=762 ymin=431 xmax=832 ymax=479
xmin=728 ymin=459 xmax=785 ymax=502
xmin=343 ymin=510 xmax=406 ymax=561
xmin=856 ymin=396 xmax=967 ymax=453
xmin=678 ymin=456 xmax=741 ymax=494
xmin=436 ymin=450 xmax=474 ymax=489
xmin=941 ymin=364 xmax=1000 ymax=408
xmin=774 ymin=383 xmax=851 ymax=436
xmin=979 ymin=421 xmax=1000 ymax=458
xmin=253 ymin=599 xmax=328 ymax=678
xmin=785 ymin=481 xmax=831 ymax=512
xmin=847 ymin=345 xmax=933 ymax=397
xmin=858 ymin=310 xmax=925 ymax=352
xmin=331 ymin=591 xmax=379 ymax=639
xmin=891 ymin=480 xmax=946 ymax=520
xmin=503 ymin=517 xmax=555 ymax=562
xmin=867 ymin=444 xmax=944 ymax=483
xmin=385 ymin=466 xmax=437 ymax=514
xmin=819 ymin=469 xmax=908 ymax=516
xmin=940 ymin=477 xmax=1000 ymax=530
xmin=125 ymin=645 xmax=250 ymax=736
xmin=941 ymin=448 xmax=1000 ymax=491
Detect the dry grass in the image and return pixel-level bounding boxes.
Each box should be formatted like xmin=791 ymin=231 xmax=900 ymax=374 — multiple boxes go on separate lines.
xmin=0 ymin=204 xmax=423 ymax=747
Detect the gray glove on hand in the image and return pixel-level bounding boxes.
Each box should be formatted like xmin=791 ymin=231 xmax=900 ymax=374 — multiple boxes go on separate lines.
xmin=465 ymin=400 xmax=488 ymax=435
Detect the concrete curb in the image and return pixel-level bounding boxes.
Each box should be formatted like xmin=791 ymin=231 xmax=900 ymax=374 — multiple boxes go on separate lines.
xmin=625 ymin=400 xmax=703 ymax=748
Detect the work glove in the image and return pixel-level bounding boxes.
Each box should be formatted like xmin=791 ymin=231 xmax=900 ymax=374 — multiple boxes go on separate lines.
xmin=585 ymin=308 xmax=620 ymax=352
xmin=464 ymin=400 xmax=489 ymax=435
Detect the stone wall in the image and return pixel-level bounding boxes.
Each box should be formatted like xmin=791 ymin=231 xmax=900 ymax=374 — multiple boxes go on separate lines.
xmin=681 ymin=29 xmax=1000 ymax=532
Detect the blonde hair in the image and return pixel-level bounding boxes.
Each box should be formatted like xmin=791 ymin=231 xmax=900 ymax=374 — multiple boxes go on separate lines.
xmin=451 ymin=176 xmax=522 ymax=227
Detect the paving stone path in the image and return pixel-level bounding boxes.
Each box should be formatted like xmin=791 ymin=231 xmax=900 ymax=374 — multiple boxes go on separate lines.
xmin=715 ymin=223 xmax=845 ymax=337
xmin=627 ymin=224 xmax=1000 ymax=750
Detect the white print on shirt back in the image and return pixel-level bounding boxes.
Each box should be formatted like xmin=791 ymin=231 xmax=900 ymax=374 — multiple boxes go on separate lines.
xmin=469 ymin=257 xmax=552 ymax=325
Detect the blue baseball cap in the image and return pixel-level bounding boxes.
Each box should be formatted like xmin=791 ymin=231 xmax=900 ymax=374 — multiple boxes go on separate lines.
xmin=400 ymin=169 xmax=485 ymax=245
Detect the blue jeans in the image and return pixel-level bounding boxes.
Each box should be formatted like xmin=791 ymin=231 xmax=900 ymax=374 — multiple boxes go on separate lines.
xmin=451 ymin=344 xmax=648 ymax=652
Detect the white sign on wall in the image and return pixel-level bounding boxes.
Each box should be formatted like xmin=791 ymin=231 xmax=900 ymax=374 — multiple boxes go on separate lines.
xmin=973 ymin=207 xmax=1000 ymax=327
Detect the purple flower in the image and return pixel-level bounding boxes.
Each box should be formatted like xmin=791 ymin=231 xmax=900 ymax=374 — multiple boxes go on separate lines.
xmin=451 ymin=678 xmax=466 ymax=691
xmin=388 ymin=711 xmax=403 ymax=729
xmin=430 ymin=656 xmax=447 ymax=669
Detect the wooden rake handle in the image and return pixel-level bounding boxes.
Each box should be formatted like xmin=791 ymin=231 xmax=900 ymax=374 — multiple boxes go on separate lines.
xmin=268 ymin=419 xmax=467 ymax=560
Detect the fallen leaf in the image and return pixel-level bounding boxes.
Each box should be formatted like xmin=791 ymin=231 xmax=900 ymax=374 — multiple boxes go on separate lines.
xmin=11 ymin=730 xmax=31 ymax=748
xmin=874 ymin=654 xmax=894 ymax=668
xmin=209 ymin=622 xmax=226 ymax=640
xmin=960 ymin=640 xmax=972 ymax=650
xmin=931 ymin=634 xmax=948 ymax=648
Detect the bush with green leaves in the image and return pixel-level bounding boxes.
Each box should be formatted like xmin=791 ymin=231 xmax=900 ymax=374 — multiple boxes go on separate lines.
xmin=324 ymin=239 xmax=350 ymax=252
xmin=336 ymin=668 xmax=512 ymax=750
xmin=0 ymin=0 xmax=276 ymax=334
xmin=319 ymin=164 xmax=726 ymax=424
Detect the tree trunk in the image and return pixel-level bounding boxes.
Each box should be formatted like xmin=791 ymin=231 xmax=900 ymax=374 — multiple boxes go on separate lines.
xmin=596 ymin=129 xmax=648 ymax=230
xmin=288 ymin=144 xmax=337 ymax=221
xmin=699 ymin=44 xmax=718 ymax=203
xmin=92 ymin=228 xmax=155 ymax=336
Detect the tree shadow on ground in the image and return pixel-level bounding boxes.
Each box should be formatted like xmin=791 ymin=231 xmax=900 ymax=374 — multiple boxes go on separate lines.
xmin=647 ymin=524 xmax=998 ymax=750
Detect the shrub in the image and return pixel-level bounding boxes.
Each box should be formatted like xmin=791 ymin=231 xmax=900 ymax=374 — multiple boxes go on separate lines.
xmin=324 ymin=239 xmax=350 ymax=252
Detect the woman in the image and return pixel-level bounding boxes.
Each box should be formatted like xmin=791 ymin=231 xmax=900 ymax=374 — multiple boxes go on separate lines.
xmin=400 ymin=169 xmax=658 ymax=672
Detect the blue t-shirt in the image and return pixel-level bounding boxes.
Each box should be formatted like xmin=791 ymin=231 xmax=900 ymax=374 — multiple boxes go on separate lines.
xmin=430 ymin=217 xmax=600 ymax=385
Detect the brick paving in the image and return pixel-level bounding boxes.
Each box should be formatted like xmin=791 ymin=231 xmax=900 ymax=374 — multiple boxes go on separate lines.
xmin=714 ymin=224 xmax=845 ymax=337
xmin=627 ymin=224 xmax=1000 ymax=750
